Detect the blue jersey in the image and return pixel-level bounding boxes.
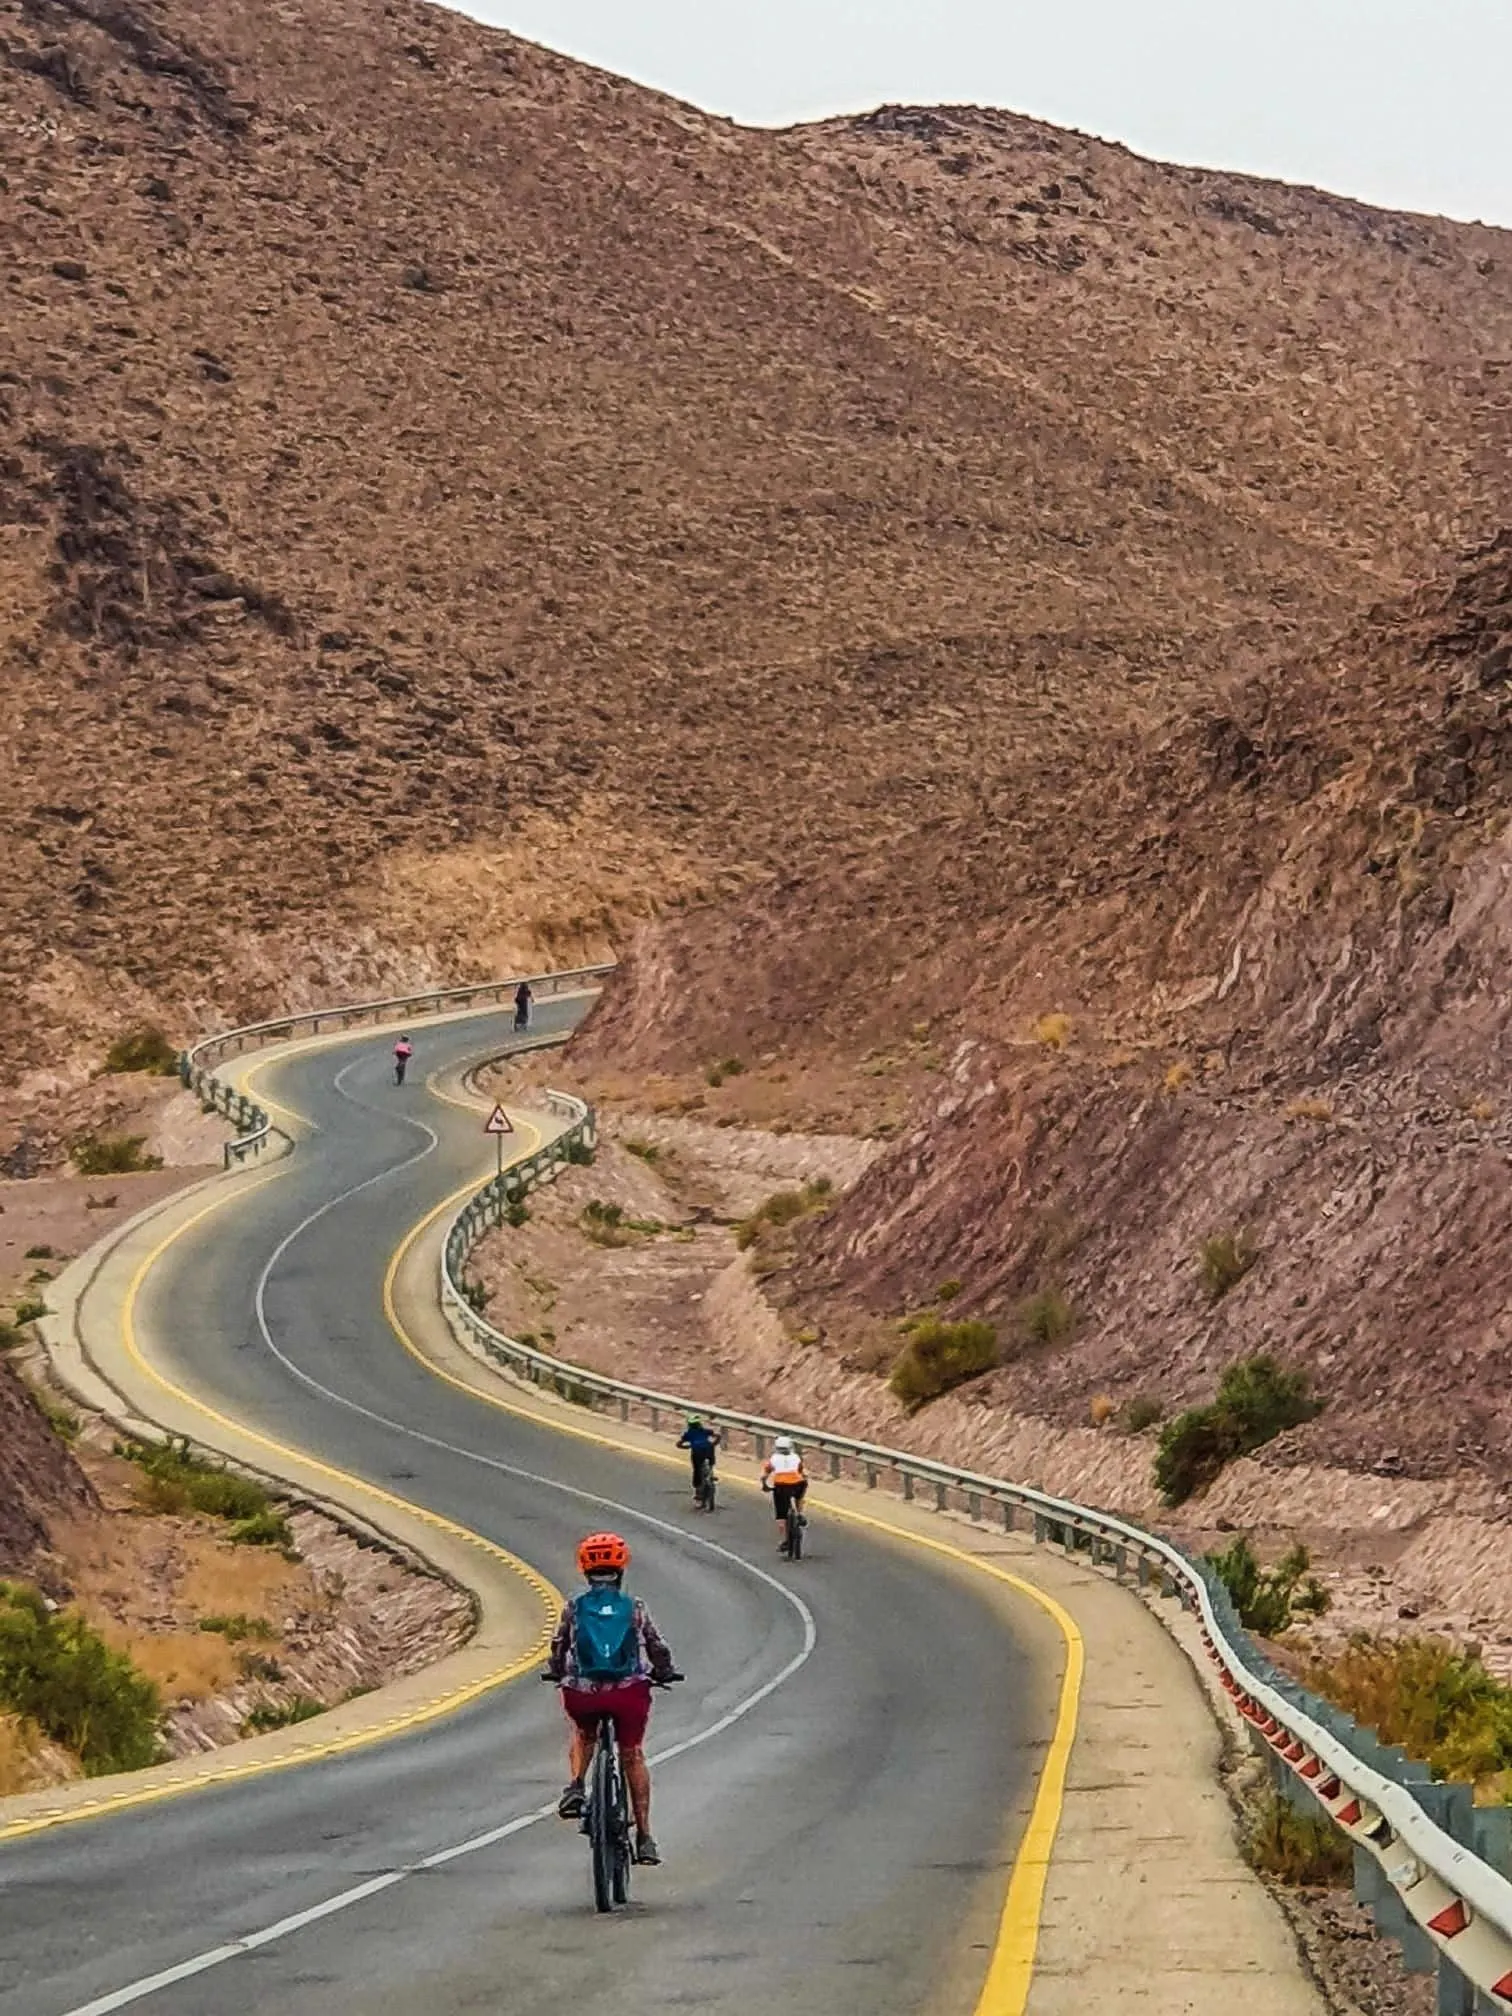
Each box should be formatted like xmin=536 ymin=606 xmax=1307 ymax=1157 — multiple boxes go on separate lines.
xmin=678 ymin=1424 xmax=718 ymax=1456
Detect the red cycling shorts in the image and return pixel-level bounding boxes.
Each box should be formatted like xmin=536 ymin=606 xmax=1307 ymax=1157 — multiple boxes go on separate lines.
xmin=561 ymin=1678 xmax=653 ymax=1750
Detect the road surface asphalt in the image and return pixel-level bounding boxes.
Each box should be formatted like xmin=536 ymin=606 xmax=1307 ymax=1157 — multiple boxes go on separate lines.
xmin=4 ymin=1005 xmax=1057 ymax=2016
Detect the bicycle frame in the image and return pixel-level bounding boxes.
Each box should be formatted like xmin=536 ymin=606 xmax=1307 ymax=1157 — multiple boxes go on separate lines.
xmin=586 ymin=1713 xmax=632 ymax=1912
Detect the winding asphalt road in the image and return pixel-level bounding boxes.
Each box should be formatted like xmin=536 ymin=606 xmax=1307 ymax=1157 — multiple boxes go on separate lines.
xmin=3 ymin=1007 xmax=1058 ymax=2016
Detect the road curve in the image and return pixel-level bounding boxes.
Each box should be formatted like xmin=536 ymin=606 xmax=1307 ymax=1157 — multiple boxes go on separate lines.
xmin=5 ymin=1007 xmax=1063 ymax=2016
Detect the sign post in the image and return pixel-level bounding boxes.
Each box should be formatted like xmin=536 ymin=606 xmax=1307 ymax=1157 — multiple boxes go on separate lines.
xmin=484 ymin=1101 xmax=513 ymax=1178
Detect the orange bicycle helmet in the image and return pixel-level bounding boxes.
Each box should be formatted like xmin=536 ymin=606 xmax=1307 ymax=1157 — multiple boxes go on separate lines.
xmin=577 ymin=1531 xmax=630 ymax=1576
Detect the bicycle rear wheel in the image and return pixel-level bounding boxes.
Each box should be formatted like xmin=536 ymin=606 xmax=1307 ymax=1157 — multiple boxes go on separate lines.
xmin=589 ymin=1730 xmax=616 ymax=1912
xmin=701 ymin=1469 xmax=717 ymax=1513
xmin=786 ymin=1501 xmax=802 ymax=1560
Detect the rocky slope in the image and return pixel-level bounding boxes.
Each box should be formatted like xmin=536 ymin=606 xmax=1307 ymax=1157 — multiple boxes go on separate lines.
xmin=3 ymin=0 xmax=1512 ymax=1085
xmin=595 ymin=532 xmax=1512 ymax=1490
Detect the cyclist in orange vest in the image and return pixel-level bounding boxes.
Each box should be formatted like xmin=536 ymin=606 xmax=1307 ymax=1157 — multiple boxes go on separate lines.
xmin=760 ymin=1437 xmax=807 ymax=1552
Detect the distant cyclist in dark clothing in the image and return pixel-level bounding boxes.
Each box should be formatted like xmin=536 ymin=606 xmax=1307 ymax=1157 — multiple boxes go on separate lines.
xmin=513 ymin=981 xmax=533 ymax=1032
xmin=393 ymin=1035 xmax=413 ymax=1085
xmin=676 ymin=1417 xmax=721 ymax=1503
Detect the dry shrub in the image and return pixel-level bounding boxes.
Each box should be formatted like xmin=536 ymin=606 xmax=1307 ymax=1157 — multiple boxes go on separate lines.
xmin=103 ymin=1026 xmax=179 ymax=1076
xmin=1088 ymin=1392 xmax=1116 ymax=1427
xmin=735 ymin=1179 xmax=831 ymax=1251
xmin=71 ymin=1133 xmax=163 ymax=1176
xmin=1245 ymin=1790 xmax=1352 ymax=1885
xmin=1163 ymin=1059 xmax=1193 ymax=1093
xmin=1120 ymin=1393 xmax=1164 ymax=1434
xmin=1295 ymin=1634 xmax=1512 ymax=1790
xmin=181 ymin=1546 xmax=300 ymax=1621
xmin=1033 ymin=1012 xmax=1072 ymax=1050
xmin=106 ymin=1627 xmax=236 ymax=1702
xmin=1284 ymin=1095 xmax=1335 ymax=1123
xmin=0 ymin=1713 xmax=41 ymax=1796
xmin=1199 ymin=1229 xmax=1257 ymax=1301
xmin=1019 ymin=1287 xmax=1076 ymax=1347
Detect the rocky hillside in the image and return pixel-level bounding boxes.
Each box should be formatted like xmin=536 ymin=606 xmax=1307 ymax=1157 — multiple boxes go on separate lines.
xmin=3 ymin=0 xmax=1512 ymax=1083
xmin=0 ymin=1356 xmax=98 ymax=1587
xmin=621 ymin=533 xmax=1512 ymax=1486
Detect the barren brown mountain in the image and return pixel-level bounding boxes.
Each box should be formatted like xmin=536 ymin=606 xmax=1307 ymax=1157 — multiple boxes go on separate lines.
xmin=6 ymin=0 xmax=1512 ymax=1502
xmin=3 ymin=0 xmax=1512 ymax=1094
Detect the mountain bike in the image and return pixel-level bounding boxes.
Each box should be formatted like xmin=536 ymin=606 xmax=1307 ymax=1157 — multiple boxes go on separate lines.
xmin=584 ymin=1706 xmax=633 ymax=1912
xmin=774 ymin=1485 xmax=806 ymax=1560
xmin=546 ymin=1675 xmax=682 ymax=1912
xmin=784 ymin=1492 xmax=805 ymax=1561
xmin=692 ymin=1451 xmax=717 ymax=1513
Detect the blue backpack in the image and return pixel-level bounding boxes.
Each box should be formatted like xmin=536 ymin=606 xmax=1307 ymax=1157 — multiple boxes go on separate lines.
xmin=572 ymin=1587 xmax=639 ymax=1682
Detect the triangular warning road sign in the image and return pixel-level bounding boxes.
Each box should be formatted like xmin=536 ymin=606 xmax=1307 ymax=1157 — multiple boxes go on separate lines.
xmin=484 ymin=1103 xmax=514 ymax=1136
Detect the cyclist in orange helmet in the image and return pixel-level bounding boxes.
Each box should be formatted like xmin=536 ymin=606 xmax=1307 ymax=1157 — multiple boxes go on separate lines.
xmin=547 ymin=1532 xmax=680 ymax=1865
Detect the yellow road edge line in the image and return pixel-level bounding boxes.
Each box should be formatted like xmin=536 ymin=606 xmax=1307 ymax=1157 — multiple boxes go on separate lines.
xmin=386 ymin=1130 xmax=1085 ymax=2016
xmin=0 ymin=1123 xmax=563 ymax=1847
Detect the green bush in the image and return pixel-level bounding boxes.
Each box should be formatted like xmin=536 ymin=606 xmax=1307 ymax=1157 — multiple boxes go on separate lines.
xmin=24 ymin=1245 xmax=56 ymax=1261
xmin=1155 ymin=1355 xmax=1322 ymax=1505
xmin=70 ymin=1133 xmax=163 ymax=1176
xmin=13 ymin=1296 xmax=48 ymax=1326
xmin=889 ymin=1317 xmax=999 ymax=1410
xmin=1200 ymin=1229 xmax=1258 ymax=1301
xmin=0 ymin=1582 xmax=161 ymax=1773
xmin=1120 ymin=1394 xmax=1165 ymax=1434
xmin=1018 ymin=1287 xmax=1076 ymax=1347
xmin=460 ymin=1279 xmax=490 ymax=1313
xmin=39 ymin=1396 xmax=80 ymax=1443
xmin=935 ymin=1278 xmax=963 ymax=1303
xmin=504 ymin=1198 xmax=530 ymax=1228
xmin=241 ymin=1694 xmax=324 ymax=1736
xmin=1245 ymin=1790 xmax=1353 ymax=1885
xmin=623 ymin=1139 xmax=661 ymax=1163
xmin=580 ymin=1199 xmax=661 ymax=1246
xmin=705 ymin=1056 xmax=746 ymax=1087
xmin=122 ymin=1437 xmax=274 ymax=1525
xmin=229 ymin=1511 xmax=297 ymax=1551
xmin=103 ymin=1026 xmax=180 ymax=1076
xmin=1206 ymin=1535 xmax=1330 ymax=1636
xmin=563 ymin=1137 xmax=595 ymax=1165
xmin=198 ymin=1614 xmax=275 ymax=1642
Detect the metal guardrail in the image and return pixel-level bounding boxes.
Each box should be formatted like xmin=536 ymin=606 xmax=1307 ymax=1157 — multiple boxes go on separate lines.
xmin=178 ymin=966 xmax=614 ymax=1170
xmin=443 ymin=1085 xmax=1512 ymax=2013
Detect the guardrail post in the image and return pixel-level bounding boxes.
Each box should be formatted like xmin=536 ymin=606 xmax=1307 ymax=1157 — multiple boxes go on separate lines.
xmin=935 ymin=1481 xmax=948 ymax=1512
xmin=967 ymin=1492 xmax=981 ymax=1522
xmin=902 ymin=1473 xmax=914 ymax=1502
xmin=829 ymin=1450 xmax=841 ymax=1479
xmin=1033 ymin=1513 xmax=1048 ymax=1544
xmin=865 ymin=1463 xmax=878 ymax=1489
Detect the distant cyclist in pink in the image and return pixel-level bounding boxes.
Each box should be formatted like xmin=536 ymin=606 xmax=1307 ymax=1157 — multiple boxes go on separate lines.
xmin=393 ymin=1036 xmax=413 ymax=1085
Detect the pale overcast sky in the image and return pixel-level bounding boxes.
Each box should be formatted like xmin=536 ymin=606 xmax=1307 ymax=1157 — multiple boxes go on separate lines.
xmin=452 ymin=0 xmax=1512 ymax=228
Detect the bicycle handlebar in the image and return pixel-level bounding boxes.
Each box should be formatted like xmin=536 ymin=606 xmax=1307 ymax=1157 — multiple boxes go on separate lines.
xmin=539 ymin=1670 xmax=685 ymax=1685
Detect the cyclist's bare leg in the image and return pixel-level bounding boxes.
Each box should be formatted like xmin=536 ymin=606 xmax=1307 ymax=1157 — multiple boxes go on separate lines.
xmin=568 ymin=1727 xmax=594 ymax=1784
xmin=622 ymin=1745 xmax=652 ymax=1835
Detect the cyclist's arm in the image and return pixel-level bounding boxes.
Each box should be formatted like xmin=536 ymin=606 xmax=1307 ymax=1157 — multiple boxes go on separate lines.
xmin=637 ymin=1603 xmax=676 ymax=1681
xmin=676 ymin=1430 xmax=691 ymax=1448
xmin=546 ymin=1604 xmax=573 ymax=1681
